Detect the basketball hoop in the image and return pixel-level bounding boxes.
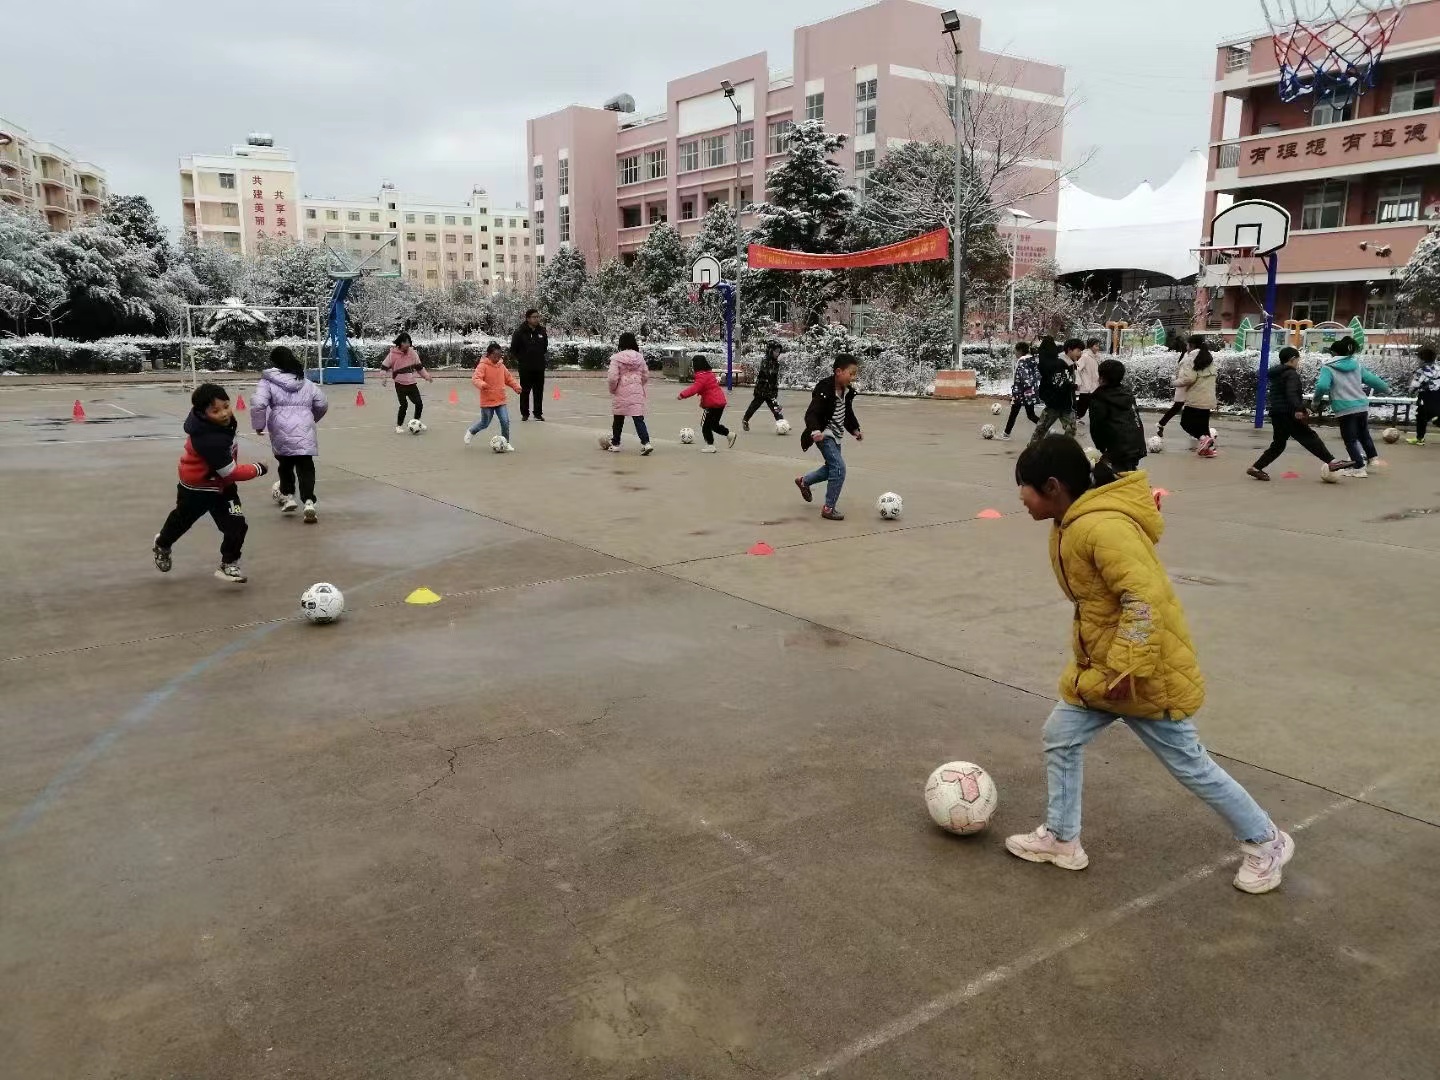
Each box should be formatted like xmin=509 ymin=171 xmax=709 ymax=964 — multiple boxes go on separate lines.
xmin=1260 ymin=0 xmax=1409 ymax=109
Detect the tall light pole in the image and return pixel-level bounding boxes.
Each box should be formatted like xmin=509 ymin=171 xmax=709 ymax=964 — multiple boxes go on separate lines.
xmin=722 ymin=80 xmax=744 ymax=391
xmin=942 ymin=10 xmax=965 ymax=369
xmin=1003 ymin=206 xmax=1034 ymax=334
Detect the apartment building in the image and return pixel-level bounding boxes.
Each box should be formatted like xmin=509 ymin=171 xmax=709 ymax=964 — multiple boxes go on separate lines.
xmin=1203 ymin=0 xmax=1440 ymax=327
xmin=526 ymin=0 xmax=1064 ymax=275
xmin=180 ymin=134 xmax=300 ymax=255
xmin=0 ymin=115 xmax=107 ymax=230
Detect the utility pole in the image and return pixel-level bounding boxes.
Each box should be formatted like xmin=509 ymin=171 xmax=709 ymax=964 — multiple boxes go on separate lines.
xmin=942 ymin=10 xmax=966 ymax=369
xmin=723 ymin=81 xmax=745 ymax=391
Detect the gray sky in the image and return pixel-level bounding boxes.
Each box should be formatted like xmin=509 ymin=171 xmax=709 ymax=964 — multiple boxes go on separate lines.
xmin=5 ymin=0 xmax=1265 ymax=236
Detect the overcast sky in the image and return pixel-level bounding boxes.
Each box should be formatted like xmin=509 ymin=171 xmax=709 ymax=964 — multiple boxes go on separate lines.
xmin=5 ymin=0 xmax=1266 ymax=236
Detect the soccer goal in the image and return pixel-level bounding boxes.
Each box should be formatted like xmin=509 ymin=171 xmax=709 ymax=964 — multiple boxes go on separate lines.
xmin=179 ymin=303 xmax=325 ymax=391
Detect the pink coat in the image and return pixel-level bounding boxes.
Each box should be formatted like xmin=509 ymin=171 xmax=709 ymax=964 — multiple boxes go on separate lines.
xmin=607 ymin=350 xmax=649 ymax=416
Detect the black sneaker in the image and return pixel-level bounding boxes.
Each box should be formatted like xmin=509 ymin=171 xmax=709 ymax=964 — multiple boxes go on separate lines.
xmin=1246 ymin=467 xmax=1271 ymax=482
xmin=795 ymin=477 xmax=813 ymax=503
xmin=153 ymin=536 xmax=172 ymax=573
xmin=821 ymin=506 xmax=845 ymax=521
xmin=743 ymin=420 xmax=751 ymax=431
xmin=534 ymin=415 xmax=545 ymax=422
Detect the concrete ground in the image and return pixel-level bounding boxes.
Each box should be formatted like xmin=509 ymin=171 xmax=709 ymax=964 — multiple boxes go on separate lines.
xmin=2 ymin=374 xmax=1438 ymax=1079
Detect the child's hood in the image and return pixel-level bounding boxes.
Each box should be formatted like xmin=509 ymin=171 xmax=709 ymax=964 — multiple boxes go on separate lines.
xmin=261 ymin=368 xmax=306 ymax=392
xmin=1061 ymin=470 xmax=1163 ymax=545
xmin=1089 ymin=383 xmax=1134 ymax=407
xmin=1322 ymin=355 xmax=1359 ymax=373
xmin=184 ymin=408 xmax=234 ymax=437
xmin=613 ymin=349 xmax=646 ymax=371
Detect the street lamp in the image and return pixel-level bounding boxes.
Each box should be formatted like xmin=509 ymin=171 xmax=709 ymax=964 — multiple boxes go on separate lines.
xmin=1003 ymin=207 xmax=1037 ymax=333
xmin=941 ymin=10 xmax=965 ymax=368
xmin=722 ymin=79 xmax=744 ymax=390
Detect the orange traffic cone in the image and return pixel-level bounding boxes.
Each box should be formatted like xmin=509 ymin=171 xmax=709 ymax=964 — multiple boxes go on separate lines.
xmin=976 ymin=508 xmax=1003 ymax=520
xmin=448 ymin=387 xmax=459 ymax=405
xmin=355 ymin=390 xmax=366 ymax=406
xmin=552 ymin=386 xmax=561 ymax=401
xmin=235 ymin=394 xmax=246 ymax=411
xmin=747 ymin=541 xmax=774 ymax=556
xmin=71 ymin=399 xmax=85 ymax=422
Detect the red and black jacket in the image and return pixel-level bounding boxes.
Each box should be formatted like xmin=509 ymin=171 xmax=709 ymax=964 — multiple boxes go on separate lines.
xmin=178 ymin=410 xmax=261 ymax=492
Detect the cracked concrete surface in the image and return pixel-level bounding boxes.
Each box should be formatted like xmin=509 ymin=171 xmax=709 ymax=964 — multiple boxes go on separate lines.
xmin=2 ymin=381 xmax=1438 ymax=1079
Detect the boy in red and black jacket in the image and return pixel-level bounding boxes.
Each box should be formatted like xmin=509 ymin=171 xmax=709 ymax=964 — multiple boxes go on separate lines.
xmin=152 ymin=383 xmax=268 ymax=583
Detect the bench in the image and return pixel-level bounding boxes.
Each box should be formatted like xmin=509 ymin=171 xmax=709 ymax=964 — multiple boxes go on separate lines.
xmin=1314 ymin=395 xmax=1417 ymax=424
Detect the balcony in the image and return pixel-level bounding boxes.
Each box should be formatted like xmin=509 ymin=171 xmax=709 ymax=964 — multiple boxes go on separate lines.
xmin=1216 ymin=107 xmax=1440 ymax=187
xmin=0 ymin=176 xmax=24 ymax=200
xmin=1200 ymin=222 xmax=1429 ymax=284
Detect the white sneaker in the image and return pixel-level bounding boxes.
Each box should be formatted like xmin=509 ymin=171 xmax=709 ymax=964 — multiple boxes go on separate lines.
xmin=504 ymin=440 xmax=516 ymax=452
xmin=302 ymin=500 xmax=317 ymax=524
xmin=640 ymin=443 xmax=654 ymax=456
xmin=464 ymin=431 xmax=473 ymax=446
xmin=395 ymin=425 xmax=406 ymax=434
xmin=605 ymin=444 xmax=621 ymax=453
xmin=214 ymin=563 xmax=247 ymax=584
xmin=281 ymin=495 xmax=299 ymax=514
xmin=1004 ymin=824 xmax=1089 ymax=870
xmin=700 ymin=446 xmax=718 ymax=454
xmin=1341 ymin=466 xmax=1369 ymax=478
xmin=1234 ymin=829 xmax=1294 ymax=894
xmin=270 ymin=481 xmax=285 ymax=506
xmin=999 ymin=432 xmax=1012 ymax=441
xmin=727 ymin=431 xmax=738 ymax=448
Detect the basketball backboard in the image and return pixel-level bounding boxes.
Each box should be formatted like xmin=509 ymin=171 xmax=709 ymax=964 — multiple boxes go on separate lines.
xmin=322 ymin=230 xmax=401 ymax=279
xmin=690 ymin=255 xmax=723 ymax=286
xmin=1210 ymin=199 xmax=1291 ymax=255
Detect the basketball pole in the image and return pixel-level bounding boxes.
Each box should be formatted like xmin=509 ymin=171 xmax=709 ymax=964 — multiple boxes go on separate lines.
xmin=1255 ymin=251 xmax=1278 ymax=428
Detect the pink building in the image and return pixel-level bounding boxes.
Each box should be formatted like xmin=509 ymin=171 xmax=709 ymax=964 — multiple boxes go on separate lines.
xmin=525 ymin=0 xmax=1064 ymax=286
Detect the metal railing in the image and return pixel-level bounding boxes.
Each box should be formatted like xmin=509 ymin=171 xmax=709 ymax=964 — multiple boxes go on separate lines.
xmin=1217 ymin=143 xmax=1241 ymax=169
xmin=1225 ymin=47 xmax=1251 ymax=72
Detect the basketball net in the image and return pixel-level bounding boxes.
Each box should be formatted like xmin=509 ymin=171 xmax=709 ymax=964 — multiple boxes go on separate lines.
xmin=1261 ymin=0 xmax=1408 ymax=107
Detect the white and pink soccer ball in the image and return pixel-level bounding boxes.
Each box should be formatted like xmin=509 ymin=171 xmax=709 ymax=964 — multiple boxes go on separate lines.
xmin=924 ymin=761 xmax=998 ymax=835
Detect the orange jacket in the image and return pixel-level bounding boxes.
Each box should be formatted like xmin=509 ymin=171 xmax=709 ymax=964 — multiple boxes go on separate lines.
xmin=472 ymin=356 xmax=521 ymax=407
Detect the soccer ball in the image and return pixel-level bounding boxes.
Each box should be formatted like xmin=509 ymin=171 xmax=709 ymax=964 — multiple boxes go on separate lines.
xmin=980 ymin=424 xmax=996 ymax=440
xmin=1321 ymin=462 xmax=1341 ymax=484
xmin=1084 ymin=446 xmax=1102 ymax=466
xmin=597 ymin=433 xmax=612 ymax=450
xmin=990 ymin=401 xmax=1003 ymax=415
xmin=877 ymin=491 xmax=903 ymax=520
xmin=300 ymin=582 xmax=345 ymax=624
xmin=679 ymin=427 xmax=696 ymax=444
xmin=490 ymin=435 xmax=508 ymax=453
xmin=1147 ymin=435 xmax=1165 ymax=454
xmin=924 ymin=761 xmax=998 ymax=836
xmin=775 ymin=418 xmax=792 ymax=435
xmin=1209 ymin=427 xmax=1219 ymax=446
xmin=407 ymin=418 xmax=424 ymax=435
xmin=1382 ymin=427 xmax=1401 ymax=444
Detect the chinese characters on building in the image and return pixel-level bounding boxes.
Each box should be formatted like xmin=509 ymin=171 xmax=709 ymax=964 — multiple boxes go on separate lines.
xmin=1247 ymin=122 xmax=1428 ymax=167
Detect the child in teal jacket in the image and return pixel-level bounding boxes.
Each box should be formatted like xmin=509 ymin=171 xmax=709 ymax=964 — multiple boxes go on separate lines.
xmin=1313 ymin=337 xmax=1390 ymax=477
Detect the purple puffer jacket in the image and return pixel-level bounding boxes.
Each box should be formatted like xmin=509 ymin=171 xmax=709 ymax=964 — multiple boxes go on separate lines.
xmin=251 ymin=369 xmax=328 ymax=457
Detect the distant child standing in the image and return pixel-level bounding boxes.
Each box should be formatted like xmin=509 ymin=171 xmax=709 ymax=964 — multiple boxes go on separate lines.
xmin=1313 ymin=336 xmax=1390 ymax=477
xmin=1174 ymin=335 xmax=1218 ymax=456
xmin=250 ymin=345 xmax=329 ymax=523
xmin=382 ymin=331 xmax=433 ymax=433
xmin=1246 ymin=346 xmax=1350 ymax=481
xmin=1155 ymin=336 xmax=1189 ymax=439
xmin=1002 ymin=341 xmax=1040 ymax=440
xmin=1005 ymin=435 xmax=1294 ymax=894
xmin=1074 ymin=336 xmax=1102 ymax=420
xmin=1085 ymin=358 xmax=1146 ymax=473
xmin=1409 ymin=345 xmax=1440 ymax=445
xmin=465 ymin=342 xmax=520 ymax=451
xmin=678 ymin=357 xmax=735 ymax=452
xmin=743 ymin=341 xmax=785 ymax=430
xmin=1029 ymin=336 xmax=1080 ymax=443
xmin=605 ymin=331 xmax=653 ymax=455
xmin=152 ymin=383 xmax=269 ymax=584
xmin=795 ymin=354 xmax=863 ymax=521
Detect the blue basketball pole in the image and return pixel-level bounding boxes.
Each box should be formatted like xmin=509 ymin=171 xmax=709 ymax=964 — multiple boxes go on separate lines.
xmin=1254 ymin=252 xmax=1278 ymax=428
xmin=715 ymin=282 xmax=737 ymax=391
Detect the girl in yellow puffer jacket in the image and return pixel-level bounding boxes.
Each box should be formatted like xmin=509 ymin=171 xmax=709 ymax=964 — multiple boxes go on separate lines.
xmin=1004 ymin=435 xmax=1294 ymax=894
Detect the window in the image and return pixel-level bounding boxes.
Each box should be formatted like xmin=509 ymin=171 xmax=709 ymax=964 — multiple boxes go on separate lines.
xmin=522 ymin=220 xmax=528 ymax=228
xmin=645 ymin=147 xmax=667 ymax=179
xmin=421 ymin=214 xmax=433 ymax=224
xmin=510 ymin=254 xmax=518 ymax=264
xmin=347 ymin=211 xmax=360 ymax=221
xmin=558 ymin=157 xmax=569 ymax=196
xmin=703 ymin=135 xmax=727 ymax=168
xmin=221 ymin=202 xmax=239 ymax=219
xmin=706 ymin=193 xmax=726 ymax=212
xmin=739 ymin=128 xmax=754 ymax=162
xmin=536 ymin=226 xmax=546 ymax=244
xmin=387 ymin=201 xmax=396 ymax=210
xmin=445 ymin=233 xmax=457 ymax=243
xmin=369 ymin=212 xmax=379 ymax=222
xmin=1365 ymin=282 xmax=1397 ymax=326
xmin=409 ymin=269 xmax=418 ymax=280
xmin=463 ymin=235 xmax=473 ymax=244
xmin=523 ymin=237 xmax=530 ymax=245
xmin=509 ymin=218 xmax=518 ymax=228
xmin=406 ymin=251 xmax=416 ymax=261
xmin=855 ymin=79 xmax=877 ymax=135
xmin=806 ymin=92 xmax=825 ymax=122
xmin=679 ymin=140 xmax=700 ymax=172
xmin=621 ymin=205 xmax=642 ymax=228
xmin=524 ymin=255 xmax=531 ymax=265
xmin=855 ymin=148 xmax=876 ymax=196
xmin=463 ymin=216 xmax=472 ymax=226
xmin=444 ymin=215 xmax=456 ymax=225
xmin=219 ymin=172 xmax=236 ymax=189
xmin=446 ymin=252 xmax=456 ymax=262
xmin=1291 ymin=283 xmax=1334 ymax=323
xmin=326 ymin=209 xmax=339 ymax=220
xmin=306 ymin=227 xmax=317 ymax=239
xmin=1300 ymin=180 xmax=1347 ymax=229
xmin=768 ymin=120 xmax=795 ymax=156
xmin=406 ymin=213 xmax=415 ymax=223
xmin=465 ymin=271 xmax=474 ymax=280
xmin=1311 ymin=98 xmax=1355 ymax=126
xmin=425 ymin=232 xmax=437 ymax=242
xmin=1377 ymin=176 xmax=1423 ymax=222
xmin=648 ymin=204 xmax=667 ymax=224
xmin=681 ymin=199 xmax=696 ymax=220
xmin=465 ymin=252 xmax=474 ymax=262
xmin=427 ymin=269 xmax=438 ymax=280
xmin=406 ymin=232 xmax=416 ymax=241
xmin=306 ymin=208 xmax=316 ymax=220
xmin=1391 ymin=70 xmax=1436 ymax=113
xmin=619 ymin=154 xmax=641 ymax=185
xmin=495 ymin=235 xmax=505 ymax=246
xmin=559 ymin=205 xmax=570 ymax=242
xmin=426 ymin=251 xmax=438 ymax=261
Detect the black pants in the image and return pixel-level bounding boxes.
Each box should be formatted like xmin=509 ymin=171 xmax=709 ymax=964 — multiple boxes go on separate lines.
xmin=702 ymin=406 xmax=729 ymax=444
xmin=1004 ymin=399 xmax=1039 ymax=435
xmin=519 ymin=368 xmax=545 ymax=419
xmin=611 ymin=415 xmax=650 ymax=445
xmin=1417 ymin=391 xmax=1440 ymax=441
xmin=277 ymin=455 xmax=316 ymax=502
xmin=1075 ymin=393 xmax=1092 ymax=420
xmin=156 ymin=485 xmax=247 ymax=564
xmin=1253 ymin=413 xmax=1336 ymax=469
xmin=394 ymin=383 xmax=423 ymax=426
xmin=743 ymin=393 xmax=782 ymax=423
xmin=1157 ymin=401 xmax=1185 ymax=431
xmin=1338 ymin=412 xmax=1378 ymax=465
xmin=1179 ymin=406 xmax=1211 ymax=440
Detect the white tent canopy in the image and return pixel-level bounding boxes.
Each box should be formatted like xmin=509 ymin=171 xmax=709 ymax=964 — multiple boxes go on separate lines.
xmin=1056 ymin=152 xmax=1206 ymax=282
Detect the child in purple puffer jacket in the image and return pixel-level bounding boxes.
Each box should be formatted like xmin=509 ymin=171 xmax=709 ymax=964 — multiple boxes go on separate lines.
xmin=251 ymin=346 xmax=329 ymax=523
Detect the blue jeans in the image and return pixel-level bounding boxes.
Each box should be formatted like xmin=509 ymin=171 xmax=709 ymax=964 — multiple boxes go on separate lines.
xmin=1337 ymin=412 xmax=1377 ymax=465
xmin=611 ymin=414 xmax=650 ymax=445
xmin=467 ymin=405 xmax=510 ymax=440
xmin=802 ymin=435 xmax=846 ymax=509
xmin=1042 ymin=702 xmax=1272 ymax=844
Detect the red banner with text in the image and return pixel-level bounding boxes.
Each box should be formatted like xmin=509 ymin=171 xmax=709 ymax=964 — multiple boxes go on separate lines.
xmin=746 ymin=228 xmax=950 ymax=271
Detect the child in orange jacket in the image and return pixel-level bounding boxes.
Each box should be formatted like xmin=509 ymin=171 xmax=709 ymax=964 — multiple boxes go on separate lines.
xmin=465 ymin=342 xmax=521 ymax=451
xmin=678 ymin=357 xmax=735 ymax=452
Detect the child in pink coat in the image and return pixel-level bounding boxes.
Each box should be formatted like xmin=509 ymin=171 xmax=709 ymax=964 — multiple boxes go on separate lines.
xmin=678 ymin=356 xmax=735 ymax=453
xmin=605 ymin=332 xmax=653 ymax=455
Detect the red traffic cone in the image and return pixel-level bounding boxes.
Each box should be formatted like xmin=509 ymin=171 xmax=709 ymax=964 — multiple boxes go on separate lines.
xmin=747 ymin=541 xmax=774 ymax=556
xmin=976 ymin=508 xmax=1003 ymax=520
xmin=1281 ymin=470 xmax=1301 ymax=479
xmin=235 ymin=394 xmax=246 ymax=411
xmin=1152 ymin=487 xmax=1169 ymax=511
xmin=71 ymin=399 xmax=85 ymax=422
xmin=448 ymin=387 xmax=459 ymax=406
xmin=355 ymin=390 xmax=366 ymax=406
xmin=552 ymin=386 xmax=561 ymax=401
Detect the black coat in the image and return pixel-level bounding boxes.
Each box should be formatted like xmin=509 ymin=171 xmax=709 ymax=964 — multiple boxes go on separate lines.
xmin=1086 ymin=383 xmax=1147 ymax=470
xmin=1037 ymin=350 xmax=1076 ymax=409
xmin=754 ymin=354 xmax=780 ymax=399
xmin=509 ymin=323 xmax=549 ymax=373
xmin=1267 ymin=364 xmax=1306 ymax=415
xmin=801 ymin=375 xmax=859 ymax=451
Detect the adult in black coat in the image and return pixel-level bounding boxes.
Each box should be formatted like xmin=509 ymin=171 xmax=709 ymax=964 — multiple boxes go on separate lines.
xmin=1247 ymin=347 xmax=1349 ymax=480
xmin=510 ymin=308 xmax=550 ymax=420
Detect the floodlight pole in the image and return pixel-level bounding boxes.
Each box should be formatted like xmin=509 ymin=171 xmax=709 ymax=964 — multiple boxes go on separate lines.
xmin=1255 ymin=252 xmax=1278 ymax=428
xmin=723 ymin=81 xmax=744 ymax=392
xmin=943 ymin=12 xmax=966 ymax=369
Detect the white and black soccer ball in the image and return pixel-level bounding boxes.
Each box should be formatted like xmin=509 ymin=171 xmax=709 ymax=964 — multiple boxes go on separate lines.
xmin=1382 ymin=427 xmax=1401 ymax=444
xmin=597 ymin=433 xmax=612 ymax=450
xmin=775 ymin=418 xmax=792 ymax=436
xmin=990 ymin=401 xmax=1003 ymax=415
xmin=490 ymin=434 xmax=509 ymax=453
xmin=1084 ymin=446 xmax=1102 ymax=466
xmin=877 ymin=491 xmax=903 ymax=520
xmin=1321 ymin=461 xmax=1341 ymax=484
xmin=407 ymin=418 xmax=424 ymax=435
xmin=301 ymin=582 xmax=345 ymax=624
xmin=1147 ymin=435 xmax=1165 ymax=454
xmin=679 ymin=427 xmax=696 ymax=444
xmin=980 ymin=423 xmax=996 ymax=440
xmin=1209 ymin=427 xmax=1219 ymax=447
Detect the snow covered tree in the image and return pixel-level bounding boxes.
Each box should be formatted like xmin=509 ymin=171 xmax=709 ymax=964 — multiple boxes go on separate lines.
xmin=346 ymin=275 xmax=420 ymax=337
xmin=1396 ymin=228 xmax=1440 ymax=325
xmin=634 ymin=222 xmax=689 ymax=296
xmin=537 ymin=246 xmax=589 ymax=333
xmin=0 ymin=208 xmax=67 ymax=336
xmin=482 ymin=288 xmax=537 ymax=337
xmin=174 ymin=238 xmax=243 ymax=304
xmin=41 ymin=219 xmax=166 ymax=338
xmin=100 ymin=195 xmax=170 ymax=272
xmin=206 ymin=297 xmax=272 ymax=368
xmin=243 ymin=237 xmax=333 ymax=336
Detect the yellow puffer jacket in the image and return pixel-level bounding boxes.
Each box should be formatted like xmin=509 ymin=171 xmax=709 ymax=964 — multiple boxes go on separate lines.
xmin=1049 ymin=470 xmax=1205 ymax=720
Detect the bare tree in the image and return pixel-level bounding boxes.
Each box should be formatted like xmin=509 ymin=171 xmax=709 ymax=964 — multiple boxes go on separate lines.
xmin=0 ymin=283 xmax=33 ymax=335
